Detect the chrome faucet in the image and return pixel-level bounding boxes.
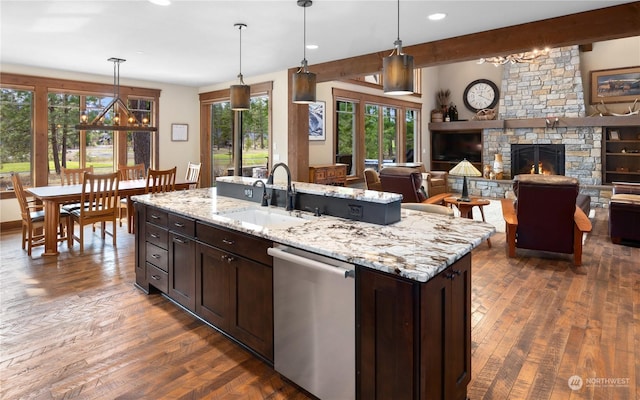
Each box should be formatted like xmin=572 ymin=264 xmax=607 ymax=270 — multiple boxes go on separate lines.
xmin=252 ymin=180 xmax=269 ymax=206
xmin=266 ymin=162 xmax=295 ymax=211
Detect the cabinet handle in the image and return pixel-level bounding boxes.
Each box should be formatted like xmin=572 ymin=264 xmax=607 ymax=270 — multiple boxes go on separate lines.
xmin=221 ymin=254 xmax=236 ymax=263
xmin=452 ymin=270 xmax=461 ymax=276
xmin=151 ymin=254 xmax=161 ymax=259
xmin=151 ymin=214 xmax=160 ymax=219
xmin=151 ymin=275 xmax=161 ymax=280
xmin=222 ymin=239 xmax=235 ymax=245
xmin=174 ymin=222 xmax=184 ymax=228
xmin=150 ymin=233 xmax=160 ymax=238
xmin=174 ymin=237 xmax=187 ymax=244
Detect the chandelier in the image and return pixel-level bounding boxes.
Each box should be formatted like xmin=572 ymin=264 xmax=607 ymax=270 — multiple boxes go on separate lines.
xmin=75 ymin=58 xmax=157 ymax=132
xmin=478 ymin=48 xmax=549 ymax=67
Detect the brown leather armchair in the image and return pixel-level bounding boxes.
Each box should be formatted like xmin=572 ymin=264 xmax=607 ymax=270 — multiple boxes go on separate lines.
xmin=609 ymin=182 xmax=640 ymax=244
xmin=364 ymin=168 xmax=382 ymax=191
xmin=379 ymin=167 xmax=427 ymax=203
xmin=500 ymin=175 xmax=592 ymax=266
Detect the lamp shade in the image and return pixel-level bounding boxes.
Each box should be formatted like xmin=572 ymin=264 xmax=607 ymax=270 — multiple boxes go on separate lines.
xmin=230 ymin=84 xmax=250 ymax=110
xmin=292 ymin=70 xmax=317 ymax=104
xmin=449 ymin=159 xmax=482 ymax=177
xmin=383 ymin=53 xmax=414 ymax=95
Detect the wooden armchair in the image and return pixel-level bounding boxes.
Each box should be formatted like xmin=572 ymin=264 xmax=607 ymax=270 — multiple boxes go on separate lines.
xmin=145 ymin=167 xmax=177 ymax=193
xmin=500 ymin=175 xmax=592 ymax=266
xmin=60 ymin=166 xmax=94 ymax=212
xmin=12 ymin=173 xmax=72 ymax=256
xmin=70 ymin=172 xmax=120 ymax=252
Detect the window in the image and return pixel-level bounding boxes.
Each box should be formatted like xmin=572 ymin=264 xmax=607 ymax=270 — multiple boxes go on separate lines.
xmin=0 ymin=73 xmax=160 ymax=193
xmin=336 ymin=101 xmax=356 ymax=176
xmin=0 ymin=88 xmax=33 ymax=190
xmin=334 ymin=88 xmax=420 ymax=180
xmin=200 ymin=82 xmax=272 ymax=186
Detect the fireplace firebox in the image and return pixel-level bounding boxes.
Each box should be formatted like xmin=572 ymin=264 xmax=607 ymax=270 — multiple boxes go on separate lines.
xmin=511 ymin=144 xmax=565 ymax=177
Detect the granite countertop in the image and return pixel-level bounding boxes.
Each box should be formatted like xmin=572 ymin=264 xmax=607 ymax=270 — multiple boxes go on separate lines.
xmin=132 ymin=186 xmax=495 ymax=283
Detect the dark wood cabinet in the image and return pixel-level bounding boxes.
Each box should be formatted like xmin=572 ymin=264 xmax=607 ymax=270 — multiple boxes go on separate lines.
xmin=603 ymin=125 xmax=640 ymax=184
xmin=195 ymin=222 xmax=274 ymax=361
xmin=357 ymin=253 xmax=471 ymax=400
xmin=169 ymin=232 xmax=196 ymax=311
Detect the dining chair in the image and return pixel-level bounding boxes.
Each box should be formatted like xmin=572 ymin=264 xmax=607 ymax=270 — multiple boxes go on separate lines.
xmin=117 ymin=164 xmax=146 ymax=229
xmin=185 ymin=161 xmax=201 ymax=188
xmin=145 ymin=167 xmax=177 ymax=193
xmin=60 ymin=166 xmax=95 ymax=212
xmin=69 ymin=172 xmax=120 ymax=252
xmin=12 ymin=173 xmax=72 ymax=256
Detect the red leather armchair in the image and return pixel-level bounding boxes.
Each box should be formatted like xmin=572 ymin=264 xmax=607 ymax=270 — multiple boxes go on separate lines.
xmin=609 ymin=182 xmax=640 ymax=244
xmin=501 ymin=175 xmax=592 ymax=266
xmin=379 ymin=167 xmax=427 ymax=203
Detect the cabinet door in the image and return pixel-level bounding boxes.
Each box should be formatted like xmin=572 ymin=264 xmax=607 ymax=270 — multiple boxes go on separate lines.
xmin=195 ymin=243 xmax=230 ymax=331
xmin=420 ymin=253 xmax=471 ymax=400
xmin=357 ymin=266 xmax=416 ymax=400
xmin=228 ymin=255 xmax=274 ymax=361
xmin=168 ymin=232 xmax=196 ymax=311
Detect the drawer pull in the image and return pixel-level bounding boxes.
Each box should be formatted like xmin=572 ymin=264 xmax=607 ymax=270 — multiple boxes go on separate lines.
xmin=151 ymin=275 xmax=161 ymax=280
xmin=174 ymin=237 xmax=187 ymax=244
xmin=222 ymin=239 xmax=235 ymax=245
xmin=150 ymin=233 xmax=160 ymax=238
xmin=174 ymin=222 xmax=185 ymax=228
xmin=221 ymin=254 xmax=236 ymax=263
xmin=151 ymin=254 xmax=161 ymax=259
xmin=151 ymin=214 xmax=160 ymax=219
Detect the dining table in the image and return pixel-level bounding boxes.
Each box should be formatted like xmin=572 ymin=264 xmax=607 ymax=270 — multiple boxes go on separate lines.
xmin=26 ymin=178 xmax=195 ymax=256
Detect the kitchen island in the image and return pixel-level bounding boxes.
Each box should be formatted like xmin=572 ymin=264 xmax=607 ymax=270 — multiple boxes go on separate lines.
xmin=133 ymin=179 xmax=495 ymax=400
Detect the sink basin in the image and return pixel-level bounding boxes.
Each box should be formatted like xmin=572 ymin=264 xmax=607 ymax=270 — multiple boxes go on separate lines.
xmin=220 ymin=208 xmax=313 ymax=228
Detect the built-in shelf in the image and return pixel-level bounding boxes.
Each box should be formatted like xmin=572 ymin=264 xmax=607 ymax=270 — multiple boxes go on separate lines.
xmin=428 ymin=115 xmax=640 ymax=131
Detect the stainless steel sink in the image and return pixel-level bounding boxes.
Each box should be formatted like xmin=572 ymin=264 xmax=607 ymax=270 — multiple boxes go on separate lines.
xmin=220 ymin=207 xmax=313 ymax=228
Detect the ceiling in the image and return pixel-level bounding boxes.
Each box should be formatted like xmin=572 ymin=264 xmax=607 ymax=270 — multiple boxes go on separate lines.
xmin=1 ymin=0 xmax=635 ymax=88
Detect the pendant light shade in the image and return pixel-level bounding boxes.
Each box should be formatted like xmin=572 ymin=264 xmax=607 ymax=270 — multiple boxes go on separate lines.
xmin=292 ymin=0 xmax=316 ymax=104
xmin=230 ymin=23 xmax=250 ymax=111
xmin=383 ymin=0 xmax=414 ymax=95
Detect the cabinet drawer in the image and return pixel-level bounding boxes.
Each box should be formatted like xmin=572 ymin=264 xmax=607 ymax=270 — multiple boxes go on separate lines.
xmin=169 ymin=214 xmax=196 ymax=238
xmin=146 ymin=224 xmax=168 ymax=249
xmin=326 ymin=168 xmax=336 ymax=178
xmin=146 ymin=263 xmax=168 ymax=293
xmin=146 ymin=207 xmax=168 ymax=227
xmin=196 ymin=222 xmax=273 ymax=266
xmin=146 ymin=242 xmax=169 ymax=272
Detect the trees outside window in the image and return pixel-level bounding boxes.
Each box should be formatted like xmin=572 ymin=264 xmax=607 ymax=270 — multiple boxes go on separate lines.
xmin=0 ymin=88 xmax=33 ymax=189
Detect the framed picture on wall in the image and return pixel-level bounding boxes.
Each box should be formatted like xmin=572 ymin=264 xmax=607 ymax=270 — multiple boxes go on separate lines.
xmin=171 ymin=123 xmax=189 ymax=141
xmin=590 ymin=66 xmax=640 ymax=104
xmin=308 ymin=101 xmax=325 ymax=141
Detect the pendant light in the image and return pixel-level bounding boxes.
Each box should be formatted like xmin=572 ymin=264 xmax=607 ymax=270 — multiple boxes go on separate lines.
xmin=383 ymin=0 xmax=414 ymax=95
xmin=230 ymin=23 xmax=250 ymax=111
xmin=292 ymin=0 xmax=316 ymax=104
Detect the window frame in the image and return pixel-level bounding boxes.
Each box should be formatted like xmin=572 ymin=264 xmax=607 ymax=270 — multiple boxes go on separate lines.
xmin=332 ymin=88 xmax=422 ymax=183
xmin=0 ymin=73 xmax=160 ymax=198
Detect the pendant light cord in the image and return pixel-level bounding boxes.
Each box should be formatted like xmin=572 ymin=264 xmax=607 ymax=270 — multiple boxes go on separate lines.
xmin=396 ymin=0 xmax=400 ymax=42
xmin=303 ymin=4 xmax=307 ymax=63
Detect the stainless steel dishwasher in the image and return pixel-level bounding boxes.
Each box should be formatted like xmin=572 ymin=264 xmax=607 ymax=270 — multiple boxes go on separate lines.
xmin=268 ymin=244 xmax=355 ymax=400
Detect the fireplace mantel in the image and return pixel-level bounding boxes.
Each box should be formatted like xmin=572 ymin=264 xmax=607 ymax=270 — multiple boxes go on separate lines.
xmin=428 ymin=115 xmax=640 ymax=131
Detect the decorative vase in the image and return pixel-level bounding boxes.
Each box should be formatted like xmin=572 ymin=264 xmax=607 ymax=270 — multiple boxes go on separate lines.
xmin=493 ymin=154 xmax=503 ymax=180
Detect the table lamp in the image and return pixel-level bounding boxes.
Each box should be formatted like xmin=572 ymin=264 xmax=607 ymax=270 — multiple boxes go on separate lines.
xmin=449 ymin=159 xmax=482 ymax=202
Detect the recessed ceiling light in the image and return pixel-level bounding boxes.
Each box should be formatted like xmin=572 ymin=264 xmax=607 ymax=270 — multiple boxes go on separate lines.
xmin=306 ymin=44 xmax=319 ymax=50
xmin=148 ymin=0 xmax=171 ymax=6
xmin=428 ymin=13 xmax=447 ymax=21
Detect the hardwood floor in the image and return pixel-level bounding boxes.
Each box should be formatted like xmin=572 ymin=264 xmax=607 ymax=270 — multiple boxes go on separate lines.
xmin=1 ymin=207 xmax=638 ymax=399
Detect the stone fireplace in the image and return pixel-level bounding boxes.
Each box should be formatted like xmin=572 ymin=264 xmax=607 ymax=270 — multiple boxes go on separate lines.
xmin=511 ymin=144 xmax=565 ymax=176
xmin=483 ymin=45 xmax=601 ymax=186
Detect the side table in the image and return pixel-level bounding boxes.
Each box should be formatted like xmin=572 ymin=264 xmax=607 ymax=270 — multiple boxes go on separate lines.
xmin=444 ymin=196 xmax=492 ymax=248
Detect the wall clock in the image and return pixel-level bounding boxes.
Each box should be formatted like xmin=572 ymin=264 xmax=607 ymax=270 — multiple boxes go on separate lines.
xmin=463 ymin=79 xmax=499 ymax=113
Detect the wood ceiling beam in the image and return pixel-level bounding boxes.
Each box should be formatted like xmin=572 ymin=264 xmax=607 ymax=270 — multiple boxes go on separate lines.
xmin=311 ymin=2 xmax=640 ymax=83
